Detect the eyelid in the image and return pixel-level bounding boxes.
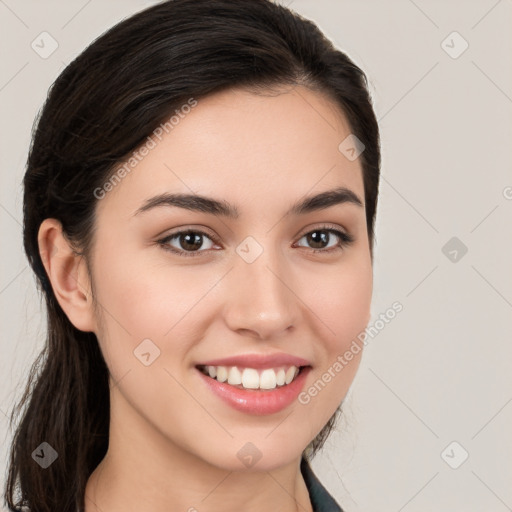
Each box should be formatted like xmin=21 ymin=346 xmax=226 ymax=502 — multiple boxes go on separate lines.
xmin=296 ymin=222 xmax=348 ymax=239
xmin=156 ymin=226 xmax=221 ymax=257
xmin=293 ymin=223 xmax=355 ymax=252
xmin=157 ymin=223 xmax=354 ymax=257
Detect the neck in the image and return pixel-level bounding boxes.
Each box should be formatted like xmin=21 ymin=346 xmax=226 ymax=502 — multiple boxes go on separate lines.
xmin=84 ymin=388 xmax=313 ymax=512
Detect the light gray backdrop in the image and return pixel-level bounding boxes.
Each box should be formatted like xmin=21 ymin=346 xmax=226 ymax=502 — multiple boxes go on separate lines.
xmin=1 ymin=1 xmax=511 ymax=511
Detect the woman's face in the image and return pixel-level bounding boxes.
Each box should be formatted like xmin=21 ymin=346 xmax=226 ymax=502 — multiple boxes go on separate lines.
xmin=88 ymin=85 xmax=373 ymax=471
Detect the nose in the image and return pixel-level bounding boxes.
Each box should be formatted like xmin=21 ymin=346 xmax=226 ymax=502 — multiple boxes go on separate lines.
xmin=222 ymin=244 xmax=299 ymax=340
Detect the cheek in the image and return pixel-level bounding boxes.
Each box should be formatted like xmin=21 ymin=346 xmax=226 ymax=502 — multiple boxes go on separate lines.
xmin=91 ymin=237 xmax=372 ymax=372
xmin=92 ymin=253 xmax=208 ymax=346
xmin=296 ymin=260 xmax=372 ymax=419
xmin=89 ymin=245 xmax=236 ymax=395
xmin=302 ymin=258 xmax=373 ymax=349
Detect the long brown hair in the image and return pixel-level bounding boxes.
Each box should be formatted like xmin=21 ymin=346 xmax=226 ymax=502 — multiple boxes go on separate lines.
xmin=5 ymin=1 xmax=381 ymax=510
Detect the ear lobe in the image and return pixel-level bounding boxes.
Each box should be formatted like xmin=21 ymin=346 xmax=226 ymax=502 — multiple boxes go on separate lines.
xmin=38 ymin=218 xmax=97 ymax=333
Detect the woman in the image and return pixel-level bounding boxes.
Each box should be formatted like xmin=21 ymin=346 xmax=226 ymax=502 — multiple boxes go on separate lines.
xmin=4 ymin=1 xmax=381 ymax=510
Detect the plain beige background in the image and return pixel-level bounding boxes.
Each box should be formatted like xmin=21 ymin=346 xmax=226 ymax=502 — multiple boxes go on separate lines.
xmin=1 ymin=1 xmax=511 ymax=510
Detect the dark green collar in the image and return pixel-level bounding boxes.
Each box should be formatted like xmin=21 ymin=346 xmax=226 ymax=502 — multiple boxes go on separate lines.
xmin=300 ymin=457 xmax=343 ymax=512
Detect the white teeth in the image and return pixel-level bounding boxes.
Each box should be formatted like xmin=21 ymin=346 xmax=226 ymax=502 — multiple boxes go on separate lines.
xmin=216 ymin=366 xmax=228 ymax=382
xmin=227 ymin=366 xmax=242 ymax=385
xmin=259 ymin=369 xmax=277 ymax=389
xmin=242 ymin=368 xmax=260 ymax=389
xmin=200 ymin=365 xmax=301 ymax=390
xmin=285 ymin=366 xmax=296 ymax=385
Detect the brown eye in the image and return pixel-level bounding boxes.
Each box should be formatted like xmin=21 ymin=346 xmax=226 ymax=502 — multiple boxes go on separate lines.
xmin=295 ymin=226 xmax=354 ymax=254
xmin=158 ymin=229 xmax=217 ymax=257
xmin=157 ymin=225 xmax=354 ymax=258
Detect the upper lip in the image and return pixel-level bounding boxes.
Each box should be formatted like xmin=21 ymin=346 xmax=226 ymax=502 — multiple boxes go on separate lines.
xmin=196 ymin=353 xmax=312 ymax=369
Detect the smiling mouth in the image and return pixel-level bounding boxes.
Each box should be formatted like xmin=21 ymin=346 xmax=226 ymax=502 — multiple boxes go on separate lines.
xmin=195 ymin=364 xmax=309 ymax=391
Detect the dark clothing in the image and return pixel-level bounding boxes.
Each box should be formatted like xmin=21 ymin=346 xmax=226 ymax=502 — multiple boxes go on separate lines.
xmin=300 ymin=457 xmax=343 ymax=511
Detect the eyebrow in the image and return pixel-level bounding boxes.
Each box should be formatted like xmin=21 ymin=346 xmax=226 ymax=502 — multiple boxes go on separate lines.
xmin=133 ymin=186 xmax=363 ymax=218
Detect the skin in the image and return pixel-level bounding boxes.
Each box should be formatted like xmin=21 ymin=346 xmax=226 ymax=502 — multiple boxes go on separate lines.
xmin=38 ymin=85 xmax=373 ymax=512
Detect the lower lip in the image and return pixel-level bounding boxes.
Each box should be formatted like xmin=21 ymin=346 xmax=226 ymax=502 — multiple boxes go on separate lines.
xmin=195 ymin=366 xmax=312 ymax=415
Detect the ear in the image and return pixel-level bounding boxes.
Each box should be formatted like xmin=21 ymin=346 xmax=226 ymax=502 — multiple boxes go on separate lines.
xmin=38 ymin=218 xmax=97 ymax=333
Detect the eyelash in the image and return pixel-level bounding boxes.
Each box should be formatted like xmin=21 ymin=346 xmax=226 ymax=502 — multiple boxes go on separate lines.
xmin=157 ymin=224 xmax=355 ymax=258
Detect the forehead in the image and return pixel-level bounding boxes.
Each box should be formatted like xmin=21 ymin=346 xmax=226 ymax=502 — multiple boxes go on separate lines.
xmin=96 ymin=85 xmax=365 ymax=218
